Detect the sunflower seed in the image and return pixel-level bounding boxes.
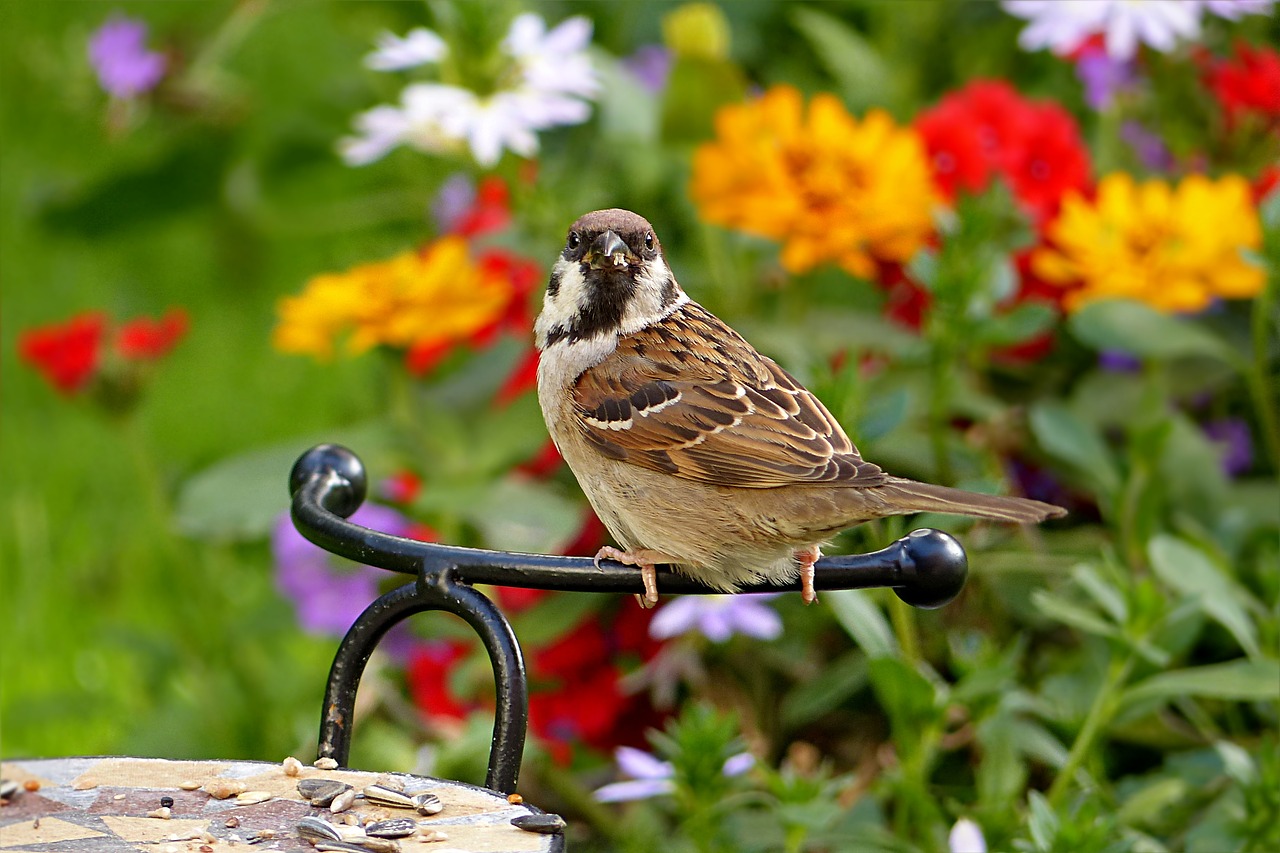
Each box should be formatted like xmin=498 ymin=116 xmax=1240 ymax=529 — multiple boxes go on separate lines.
xmin=511 ymin=813 xmax=566 ymax=834
xmin=412 ymin=793 xmax=443 ymax=815
xmin=329 ymin=788 xmax=359 ymax=813
xmin=364 ymin=819 xmax=417 ymax=839
xmin=297 ymin=817 xmax=343 ymax=843
xmin=0 ymin=780 xmax=19 ymax=799
xmin=312 ymin=842 xmax=371 ymax=852
xmin=362 ymin=785 xmax=415 ymax=809
xmin=299 ymin=779 xmax=352 ymax=807
xmin=235 ymin=791 xmax=273 ymax=805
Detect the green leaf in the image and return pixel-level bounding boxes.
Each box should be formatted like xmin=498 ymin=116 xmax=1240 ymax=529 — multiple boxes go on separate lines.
xmin=1027 ymin=791 xmax=1060 ymax=851
xmin=1120 ymin=659 xmax=1280 ymax=709
xmin=1028 ymin=401 xmax=1121 ymax=498
xmin=1071 ymin=564 xmax=1128 ymax=625
xmin=789 ymin=7 xmax=892 ymax=112
xmin=976 ymin=708 xmax=1027 ymax=809
xmin=857 ymin=386 xmax=909 ymax=443
xmin=174 ymin=425 xmax=391 ymax=541
xmin=826 ymin=589 xmax=898 ymax=659
xmin=976 ymin=302 xmax=1057 ymax=346
xmin=868 ymin=657 xmax=943 ymax=746
xmin=469 ymin=477 xmax=587 ymax=557
xmin=1068 ymin=300 xmax=1236 ymax=363
xmin=1031 ymin=590 xmax=1119 ymax=639
xmin=781 ymin=651 xmax=869 ymax=729
xmin=1147 ymin=535 xmax=1261 ymax=659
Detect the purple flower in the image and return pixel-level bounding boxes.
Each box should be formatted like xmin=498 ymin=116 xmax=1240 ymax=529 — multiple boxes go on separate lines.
xmin=1120 ymin=121 xmax=1175 ymax=172
xmin=272 ymin=504 xmax=421 ymax=659
xmin=593 ymin=746 xmax=754 ymax=802
xmin=623 ymin=45 xmax=672 ymax=93
xmin=431 ymin=173 xmax=476 ymax=233
xmin=1075 ymin=48 xmax=1138 ymax=110
xmin=1098 ymin=348 xmax=1142 ymax=372
xmin=1203 ymin=418 xmax=1253 ymax=477
xmin=649 ymin=594 xmax=782 ymax=643
xmin=88 ymin=15 xmax=167 ymax=99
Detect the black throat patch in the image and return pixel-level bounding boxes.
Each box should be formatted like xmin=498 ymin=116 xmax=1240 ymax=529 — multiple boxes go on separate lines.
xmin=566 ymin=267 xmax=636 ymax=343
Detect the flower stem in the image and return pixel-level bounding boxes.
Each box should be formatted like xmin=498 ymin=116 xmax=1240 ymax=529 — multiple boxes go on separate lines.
xmin=1046 ymin=653 xmax=1134 ymax=808
xmin=1247 ymin=274 xmax=1279 ymax=475
xmin=889 ymin=595 xmax=921 ymax=665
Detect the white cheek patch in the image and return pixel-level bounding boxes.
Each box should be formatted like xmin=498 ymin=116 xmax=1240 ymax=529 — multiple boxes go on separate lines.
xmin=617 ymin=255 xmax=686 ymax=337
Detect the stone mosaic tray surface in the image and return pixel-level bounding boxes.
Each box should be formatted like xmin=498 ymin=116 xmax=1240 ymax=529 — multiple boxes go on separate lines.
xmin=0 ymin=757 xmax=559 ymax=853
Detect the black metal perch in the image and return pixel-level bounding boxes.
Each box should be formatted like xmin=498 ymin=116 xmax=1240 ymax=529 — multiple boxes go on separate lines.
xmin=289 ymin=443 xmax=969 ymax=795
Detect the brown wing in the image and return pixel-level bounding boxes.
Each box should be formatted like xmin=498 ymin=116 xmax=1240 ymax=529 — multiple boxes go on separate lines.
xmin=571 ymin=302 xmax=887 ymax=488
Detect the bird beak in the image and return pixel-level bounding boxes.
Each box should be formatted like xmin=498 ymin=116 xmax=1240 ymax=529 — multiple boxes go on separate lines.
xmin=585 ymin=230 xmax=634 ymax=270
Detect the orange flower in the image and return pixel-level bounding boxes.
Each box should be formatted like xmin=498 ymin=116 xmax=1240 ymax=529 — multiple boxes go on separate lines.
xmin=691 ymin=85 xmax=938 ymax=277
xmin=1034 ymin=173 xmax=1265 ymax=313
xmin=274 ymin=237 xmax=529 ymax=364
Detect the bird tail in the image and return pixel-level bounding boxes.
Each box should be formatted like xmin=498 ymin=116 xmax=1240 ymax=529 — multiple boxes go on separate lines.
xmin=874 ymin=477 xmax=1066 ymax=524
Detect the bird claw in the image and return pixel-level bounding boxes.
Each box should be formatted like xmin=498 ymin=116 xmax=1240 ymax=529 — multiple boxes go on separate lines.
xmin=795 ymin=546 xmax=821 ymax=605
xmin=593 ymin=547 xmax=662 ymax=607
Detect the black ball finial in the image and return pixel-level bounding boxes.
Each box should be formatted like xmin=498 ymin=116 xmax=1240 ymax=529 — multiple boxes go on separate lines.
xmin=892 ymin=529 xmax=969 ymax=609
xmin=289 ymin=444 xmax=368 ymax=519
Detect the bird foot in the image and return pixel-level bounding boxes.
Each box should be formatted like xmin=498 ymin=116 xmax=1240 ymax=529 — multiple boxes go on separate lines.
xmin=794 ymin=545 xmax=821 ymax=605
xmin=593 ymin=546 xmax=667 ymax=608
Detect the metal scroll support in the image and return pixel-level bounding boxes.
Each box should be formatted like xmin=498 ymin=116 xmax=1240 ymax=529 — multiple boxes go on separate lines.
xmin=289 ymin=443 xmax=970 ymax=794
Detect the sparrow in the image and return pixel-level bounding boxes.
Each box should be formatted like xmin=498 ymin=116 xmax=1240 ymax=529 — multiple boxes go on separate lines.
xmin=534 ymin=209 xmax=1066 ymax=607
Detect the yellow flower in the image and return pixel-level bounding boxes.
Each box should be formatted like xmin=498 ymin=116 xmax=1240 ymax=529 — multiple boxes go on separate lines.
xmin=691 ymin=85 xmax=939 ymax=277
xmin=1033 ymin=173 xmax=1265 ymax=313
xmin=273 ymin=236 xmax=515 ymax=360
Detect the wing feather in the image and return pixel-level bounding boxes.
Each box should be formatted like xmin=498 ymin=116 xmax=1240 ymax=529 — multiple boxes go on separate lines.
xmin=571 ymin=303 xmax=885 ymax=489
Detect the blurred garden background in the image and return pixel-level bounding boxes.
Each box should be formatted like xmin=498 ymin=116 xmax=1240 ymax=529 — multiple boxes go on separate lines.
xmin=2 ymin=1 xmax=1278 ymax=850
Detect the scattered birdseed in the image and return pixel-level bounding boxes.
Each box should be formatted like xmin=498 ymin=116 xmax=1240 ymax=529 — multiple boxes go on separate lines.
xmin=202 ymin=780 xmax=247 ymax=799
xmin=329 ymin=788 xmax=358 ymax=813
xmin=314 ymin=757 xmax=340 ymax=770
xmin=147 ymin=806 xmax=172 ymax=820
xmin=160 ymin=796 xmax=174 ymax=808
xmin=282 ymin=756 xmax=304 ymax=777
xmin=235 ymin=790 xmax=273 ymax=805
xmin=506 ymin=793 xmax=523 ymax=805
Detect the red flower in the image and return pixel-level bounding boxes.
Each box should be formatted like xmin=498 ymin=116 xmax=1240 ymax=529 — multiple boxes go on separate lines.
xmin=1203 ymin=42 xmax=1280 ymax=127
xmin=1000 ymin=103 xmax=1091 ymax=224
xmin=516 ymin=439 xmax=564 ymax=479
xmin=915 ymin=98 xmax=991 ymax=199
xmin=1255 ymin=164 xmax=1280 ymax=203
xmin=18 ymin=312 xmax=106 ymax=394
xmin=380 ymin=470 xmax=423 ymax=504
xmin=914 ymin=80 xmax=1091 ymax=224
xmin=407 ymin=641 xmax=473 ymax=721
xmin=451 ymin=177 xmax=513 ymax=238
xmin=117 ymin=308 xmax=189 ymax=359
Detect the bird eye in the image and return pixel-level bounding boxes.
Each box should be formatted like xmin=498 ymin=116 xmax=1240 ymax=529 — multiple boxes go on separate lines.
xmin=644 ymin=232 xmax=655 ymax=250
xmin=567 ymin=231 xmax=581 ymax=250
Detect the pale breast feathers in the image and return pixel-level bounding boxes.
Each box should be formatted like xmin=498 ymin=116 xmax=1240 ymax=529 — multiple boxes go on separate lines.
xmin=570 ymin=303 xmax=887 ymax=488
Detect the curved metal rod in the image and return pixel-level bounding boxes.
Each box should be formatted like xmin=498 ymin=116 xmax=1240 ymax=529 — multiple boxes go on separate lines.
xmin=318 ymin=572 xmax=528 ymax=793
xmin=290 ymin=444 xmax=969 ymax=609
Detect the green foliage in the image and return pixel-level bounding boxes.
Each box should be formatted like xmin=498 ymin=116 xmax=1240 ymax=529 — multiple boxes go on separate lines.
xmin=4 ymin=3 xmax=1278 ymax=853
